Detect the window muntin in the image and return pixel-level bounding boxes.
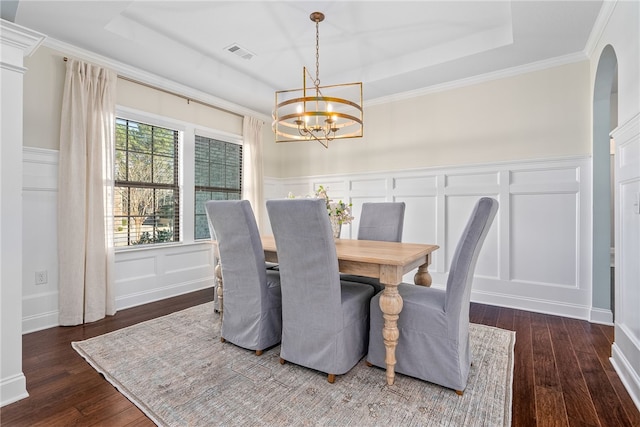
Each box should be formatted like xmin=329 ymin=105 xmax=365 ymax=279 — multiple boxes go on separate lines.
xmin=114 ymin=118 xmax=180 ymax=247
xmin=194 ymin=135 xmax=242 ymax=240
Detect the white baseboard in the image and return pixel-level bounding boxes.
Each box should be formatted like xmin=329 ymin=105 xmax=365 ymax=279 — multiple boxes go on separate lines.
xmin=470 ymin=289 xmax=592 ymax=321
xmin=0 ymin=373 xmax=29 ymax=407
xmin=22 ymin=310 xmax=60 ymax=334
xmin=22 ymin=290 xmax=61 ymax=334
xmin=589 ymin=307 xmax=614 ymax=325
xmin=611 ymin=343 xmax=640 ymax=413
xmin=115 ymin=279 xmax=214 ymax=311
xmin=21 ymin=280 xmax=214 ymax=333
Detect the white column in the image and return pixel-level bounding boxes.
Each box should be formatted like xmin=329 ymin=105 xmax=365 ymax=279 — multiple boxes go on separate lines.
xmin=0 ymin=19 xmax=44 ymax=407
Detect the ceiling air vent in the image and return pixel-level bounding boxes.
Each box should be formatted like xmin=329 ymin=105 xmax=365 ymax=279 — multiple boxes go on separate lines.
xmin=225 ymin=43 xmax=255 ymax=60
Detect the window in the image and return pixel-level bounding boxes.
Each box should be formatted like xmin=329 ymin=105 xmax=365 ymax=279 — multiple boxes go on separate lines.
xmin=194 ymin=135 xmax=242 ymax=240
xmin=114 ymin=118 xmax=180 ymax=247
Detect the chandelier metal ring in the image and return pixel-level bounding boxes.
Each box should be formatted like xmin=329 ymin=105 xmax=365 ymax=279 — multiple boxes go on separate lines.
xmin=272 ymin=11 xmax=364 ymax=148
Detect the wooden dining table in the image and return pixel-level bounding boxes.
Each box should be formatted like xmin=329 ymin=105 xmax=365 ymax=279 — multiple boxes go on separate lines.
xmin=214 ymin=235 xmax=439 ymax=386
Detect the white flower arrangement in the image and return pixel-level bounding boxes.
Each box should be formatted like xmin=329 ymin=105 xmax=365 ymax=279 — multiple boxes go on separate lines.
xmin=314 ymin=185 xmax=354 ymax=225
xmin=287 ymin=185 xmax=354 ymax=225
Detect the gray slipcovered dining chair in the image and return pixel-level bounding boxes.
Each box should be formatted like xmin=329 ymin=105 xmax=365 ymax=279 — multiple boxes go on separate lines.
xmin=357 ymin=202 xmax=406 ymax=242
xmin=205 ymin=200 xmax=282 ymax=356
xmin=366 ymin=197 xmax=498 ymax=394
xmin=266 ymin=198 xmax=375 ymax=383
xmin=340 ymin=202 xmax=406 ymax=293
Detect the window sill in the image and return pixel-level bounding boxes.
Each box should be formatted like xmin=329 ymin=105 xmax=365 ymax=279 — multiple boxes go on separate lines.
xmin=114 ymin=240 xmax=211 ymax=254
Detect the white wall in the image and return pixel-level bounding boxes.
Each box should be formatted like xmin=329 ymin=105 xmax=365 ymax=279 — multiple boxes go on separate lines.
xmin=0 ymin=19 xmax=44 ymax=407
xmin=20 ymin=146 xmax=218 ymax=325
xmin=611 ymin=115 xmax=640 ymax=409
xmin=591 ymin=0 xmax=640 ymax=411
xmin=264 ymin=155 xmax=594 ymax=320
xmin=21 ymin=147 xmax=218 ymax=333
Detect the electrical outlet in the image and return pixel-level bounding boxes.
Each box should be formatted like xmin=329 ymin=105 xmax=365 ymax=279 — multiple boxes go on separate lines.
xmin=35 ymin=270 xmax=48 ymax=285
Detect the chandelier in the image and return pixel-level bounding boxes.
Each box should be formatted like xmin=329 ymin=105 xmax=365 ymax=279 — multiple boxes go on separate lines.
xmin=273 ymin=12 xmax=363 ymax=148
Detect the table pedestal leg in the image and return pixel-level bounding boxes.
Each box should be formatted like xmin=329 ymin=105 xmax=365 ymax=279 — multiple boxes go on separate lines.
xmin=215 ymin=260 xmax=223 ymax=316
xmin=379 ymin=283 xmax=403 ymax=386
xmin=414 ymin=263 xmax=432 ymax=287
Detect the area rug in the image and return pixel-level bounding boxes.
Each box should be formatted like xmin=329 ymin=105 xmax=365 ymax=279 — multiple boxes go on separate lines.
xmin=73 ymin=302 xmax=515 ymax=426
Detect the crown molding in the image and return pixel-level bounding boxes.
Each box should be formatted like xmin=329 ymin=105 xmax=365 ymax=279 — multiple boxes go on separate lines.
xmin=366 ymin=51 xmax=588 ymax=107
xmin=584 ymin=0 xmax=618 ymax=59
xmin=43 ymin=37 xmax=271 ymax=123
xmin=0 ymin=19 xmax=45 ymax=57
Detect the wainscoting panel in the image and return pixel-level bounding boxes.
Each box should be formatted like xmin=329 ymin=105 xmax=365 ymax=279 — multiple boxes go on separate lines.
xmin=619 ymin=180 xmax=640 ymax=329
xmin=510 ymin=192 xmax=578 ymax=287
xmin=25 ymin=149 xmax=594 ymax=331
xmin=22 ymin=148 xmax=60 ymax=333
xmin=611 ymin=113 xmax=640 ymax=412
xmin=21 ymin=148 xmax=215 ymax=333
xmin=265 ymin=155 xmax=593 ymax=320
xmin=394 ymin=175 xmax=437 ymax=196
xmin=446 ymin=171 xmax=500 ymax=191
xmin=446 ymin=194 xmax=500 ymax=279
xmin=618 ymin=133 xmax=639 ymax=169
xmin=396 ymin=195 xmax=438 ymax=246
xmin=114 ymin=255 xmax=157 ymax=283
xmin=163 ymin=247 xmax=212 ymax=274
xmin=350 ymin=177 xmax=388 ymax=194
xmin=113 ymin=243 xmax=215 ymax=311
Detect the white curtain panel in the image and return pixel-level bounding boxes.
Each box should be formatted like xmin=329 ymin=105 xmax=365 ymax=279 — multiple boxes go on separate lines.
xmin=241 ymin=116 xmax=265 ymax=229
xmin=58 ymin=59 xmax=117 ymax=325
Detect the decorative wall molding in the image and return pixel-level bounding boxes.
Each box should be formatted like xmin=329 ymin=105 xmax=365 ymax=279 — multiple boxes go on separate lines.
xmin=584 ymin=0 xmax=618 ymax=58
xmin=1 ymin=19 xmax=46 ymax=408
xmin=23 ymin=147 xmax=58 ymax=192
xmin=20 ymin=147 xmax=606 ymax=323
xmin=21 ymin=147 xmax=216 ymax=333
xmin=114 ymin=242 xmax=216 ymax=312
xmin=611 ymin=112 xmax=640 ymax=412
xmin=0 ymin=20 xmax=45 ymax=57
xmin=265 ymin=155 xmax=595 ymax=320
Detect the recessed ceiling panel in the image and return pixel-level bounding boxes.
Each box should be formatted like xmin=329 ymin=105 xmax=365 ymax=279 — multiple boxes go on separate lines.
xmin=14 ymin=0 xmax=603 ymax=115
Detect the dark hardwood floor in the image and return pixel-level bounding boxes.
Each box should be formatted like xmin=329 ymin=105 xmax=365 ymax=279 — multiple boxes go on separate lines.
xmin=2 ymin=288 xmax=639 ymax=426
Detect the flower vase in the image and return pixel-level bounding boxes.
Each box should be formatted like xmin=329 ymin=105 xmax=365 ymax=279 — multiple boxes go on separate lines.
xmin=330 ymin=215 xmax=342 ymax=238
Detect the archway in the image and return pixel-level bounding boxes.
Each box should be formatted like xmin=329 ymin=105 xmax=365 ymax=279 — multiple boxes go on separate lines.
xmin=592 ymin=45 xmax=617 ymax=322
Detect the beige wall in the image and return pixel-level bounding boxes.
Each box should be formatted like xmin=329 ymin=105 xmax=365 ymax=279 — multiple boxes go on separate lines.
xmin=264 ymin=61 xmax=592 ymax=178
xmin=116 ymin=79 xmax=242 ymax=135
xmin=24 ymin=47 xmax=590 ymax=180
xmin=261 ymin=123 xmax=278 ymax=177
xmin=23 ymin=46 xmax=244 ymax=150
xmin=23 ymin=46 xmax=65 ymax=149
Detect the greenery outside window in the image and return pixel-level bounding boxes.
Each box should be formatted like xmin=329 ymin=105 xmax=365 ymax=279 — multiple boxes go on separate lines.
xmin=114 ymin=118 xmax=180 ymax=247
xmin=194 ymin=135 xmax=242 ymax=239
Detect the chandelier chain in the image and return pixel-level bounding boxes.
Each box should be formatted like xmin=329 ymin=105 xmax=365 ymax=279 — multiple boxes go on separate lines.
xmin=315 ymin=19 xmax=320 ymax=88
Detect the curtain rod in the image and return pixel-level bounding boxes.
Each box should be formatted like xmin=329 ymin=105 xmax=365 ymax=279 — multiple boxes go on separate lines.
xmin=63 ymin=57 xmax=242 ymax=118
